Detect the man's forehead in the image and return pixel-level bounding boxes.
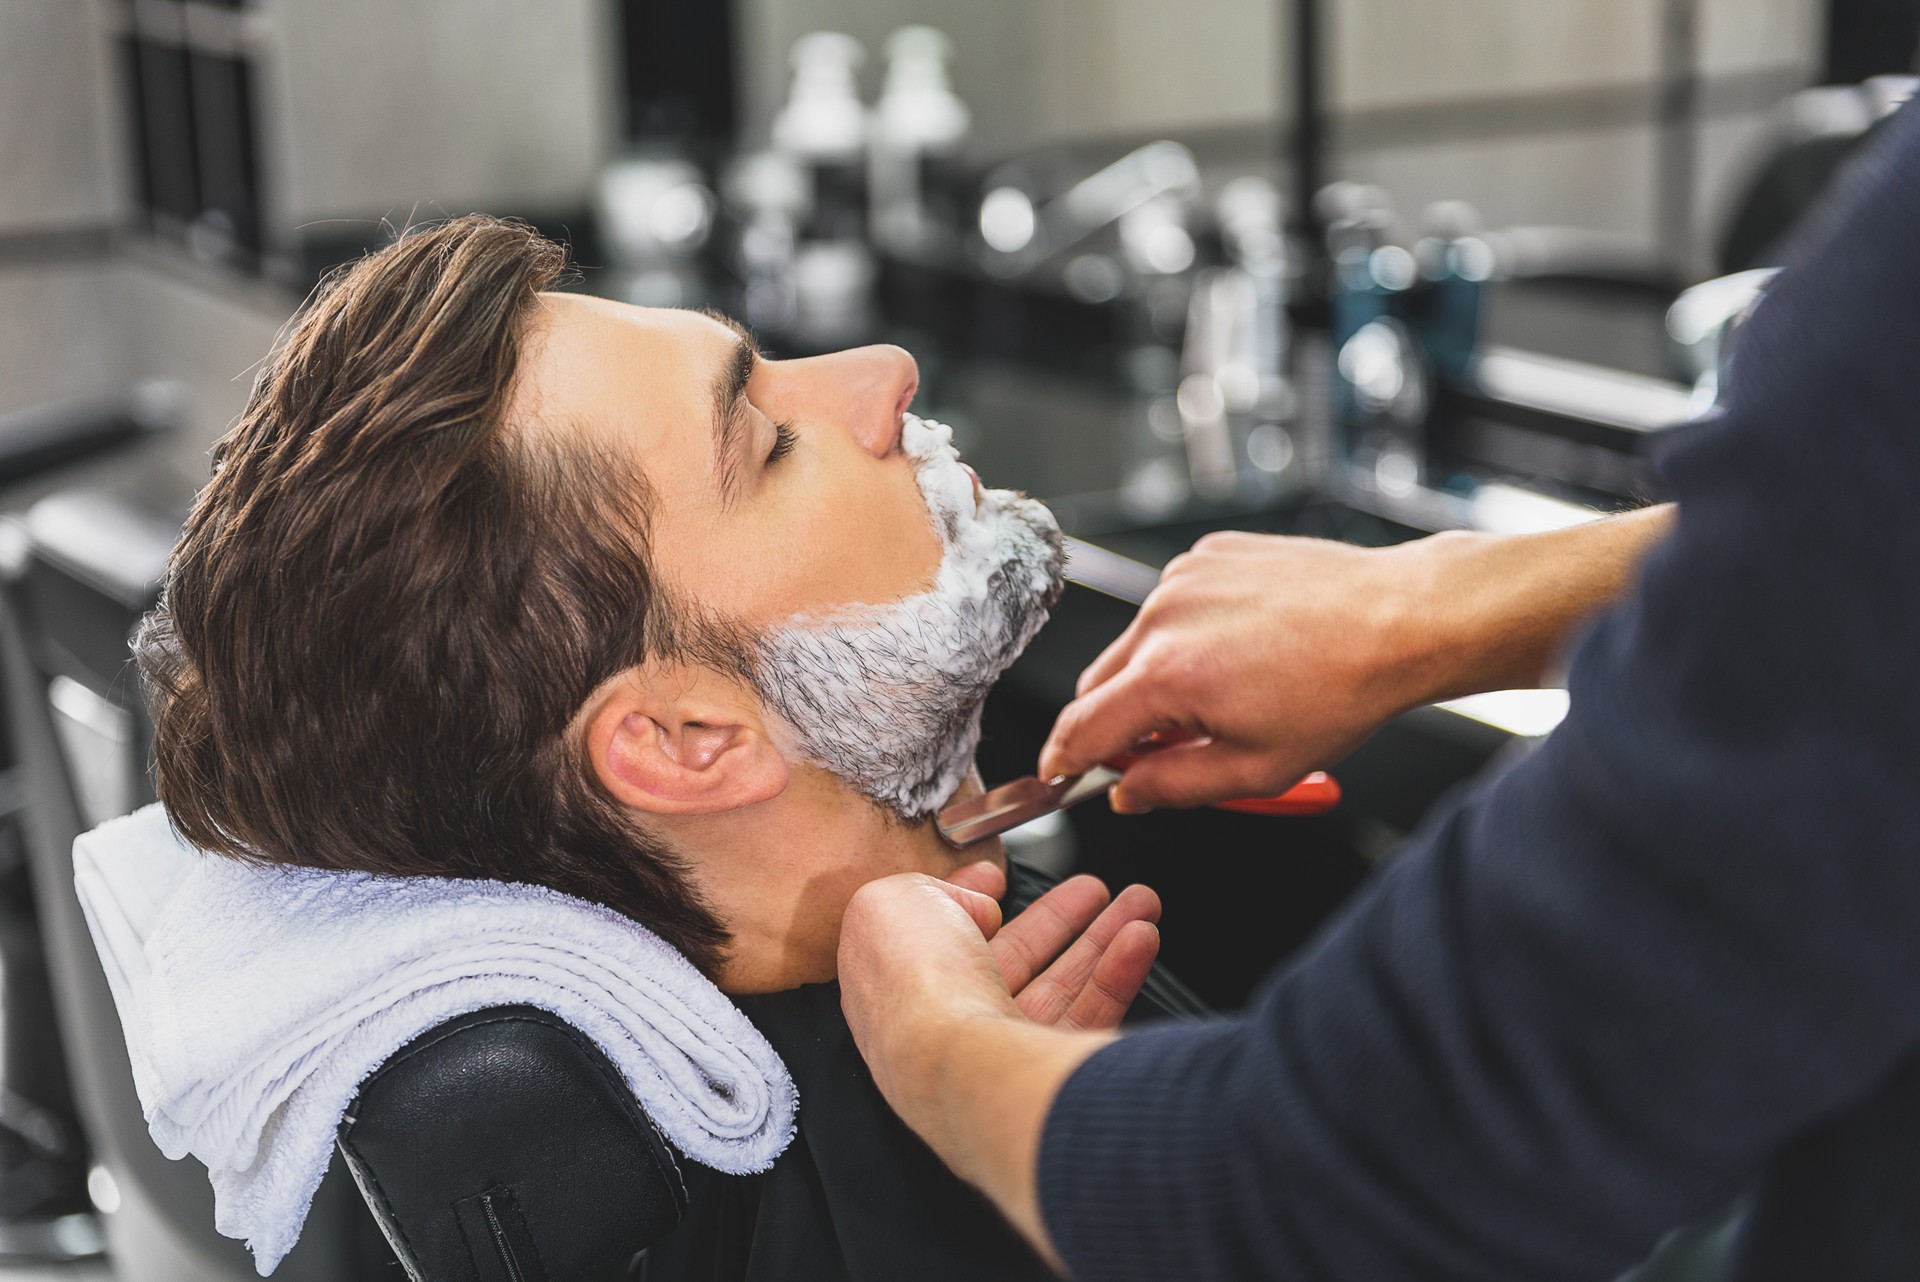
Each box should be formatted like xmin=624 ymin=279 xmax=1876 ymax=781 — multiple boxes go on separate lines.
xmin=527 ymin=293 xmax=733 ymax=369
xmin=512 ymin=294 xmax=734 ymax=472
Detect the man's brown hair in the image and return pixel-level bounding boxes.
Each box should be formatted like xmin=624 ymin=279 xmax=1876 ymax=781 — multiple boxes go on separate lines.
xmin=135 ymin=215 xmax=734 ymax=974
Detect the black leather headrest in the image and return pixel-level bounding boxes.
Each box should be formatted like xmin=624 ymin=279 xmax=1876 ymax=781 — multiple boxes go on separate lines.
xmin=0 ymin=381 xmax=177 ymax=487
xmin=338 ymin=1005 xmax=688 ymax=1282
xmin=11 ymin=486 xmax=184 ymax=703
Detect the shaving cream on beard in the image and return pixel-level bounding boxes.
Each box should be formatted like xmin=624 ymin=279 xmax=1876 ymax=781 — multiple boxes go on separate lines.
xmin=749 ymin=414 xmax=1067 ymax=821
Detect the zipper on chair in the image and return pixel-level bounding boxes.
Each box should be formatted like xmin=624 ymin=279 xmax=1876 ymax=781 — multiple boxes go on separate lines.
xmin=481 ymin=1191 xmax=525 ymax=1282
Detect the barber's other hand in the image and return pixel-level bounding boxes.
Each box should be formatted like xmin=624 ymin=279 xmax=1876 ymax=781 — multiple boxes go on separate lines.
xmin=1041 ymin=531 xmax=1436 ymax=810
xmin=839 ymin=865 xmax=1158 ymax=1107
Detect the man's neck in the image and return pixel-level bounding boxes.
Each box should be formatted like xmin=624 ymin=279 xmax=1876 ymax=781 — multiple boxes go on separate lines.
xmin=670 ymin=764 xmax=1005 ymax=994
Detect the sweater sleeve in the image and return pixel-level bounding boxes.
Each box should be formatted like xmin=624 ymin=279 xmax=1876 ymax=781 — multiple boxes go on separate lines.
xmin=1038 ymin=101 xmax=1920 ymax=1282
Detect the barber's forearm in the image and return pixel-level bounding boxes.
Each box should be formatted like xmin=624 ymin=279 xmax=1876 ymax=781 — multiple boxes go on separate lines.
xmin=1401 ymin=503 xmax=1675 ymax=701
xmin=892 ymin=1013 xmax=1116 ymax=1271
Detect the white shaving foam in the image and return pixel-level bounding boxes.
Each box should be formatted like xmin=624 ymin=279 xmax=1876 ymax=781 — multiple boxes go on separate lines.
xmin=750 ymin=414 xmax=1065 ymax=820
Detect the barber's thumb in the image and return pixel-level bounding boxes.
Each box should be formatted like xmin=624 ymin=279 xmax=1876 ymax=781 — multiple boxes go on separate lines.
xmin=942 ymin=859 xmax=1007 ymax=901
xmin=928 ymin=877 xmax=1004 ymax=940
xmin=1073 ymin=617 xmax=1143 ymax=698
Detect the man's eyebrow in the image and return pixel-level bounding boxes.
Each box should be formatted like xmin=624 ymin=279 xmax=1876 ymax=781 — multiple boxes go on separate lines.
xmin=705 ymin=310 xmax=760 ymax=504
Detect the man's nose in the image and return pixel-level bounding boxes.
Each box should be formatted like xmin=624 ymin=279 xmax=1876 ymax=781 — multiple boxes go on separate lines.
xmin=842 ymin=345 xmax=920 ymax=458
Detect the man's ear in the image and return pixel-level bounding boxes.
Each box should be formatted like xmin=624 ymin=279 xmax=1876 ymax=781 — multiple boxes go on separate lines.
xmin=581 ymin=665 xmax=789 ymax=816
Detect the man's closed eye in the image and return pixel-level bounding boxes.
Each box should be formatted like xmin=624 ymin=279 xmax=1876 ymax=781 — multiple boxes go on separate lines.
xmin=768 ymin=420 xmax=797 ymax=466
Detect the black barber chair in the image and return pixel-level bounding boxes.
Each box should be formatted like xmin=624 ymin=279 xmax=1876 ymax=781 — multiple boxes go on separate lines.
xmin=1718 ymin=76 xmax=1917 ymax=274
xmin=0 ymin=484 xmax=686 ymax=1280
xmin=0 ymin=386 xmax=179 ymax=1262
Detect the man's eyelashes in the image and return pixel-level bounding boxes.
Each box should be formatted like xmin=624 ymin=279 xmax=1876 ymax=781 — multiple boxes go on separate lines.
xmin=768 ymin=420 xmax=798 ymax=465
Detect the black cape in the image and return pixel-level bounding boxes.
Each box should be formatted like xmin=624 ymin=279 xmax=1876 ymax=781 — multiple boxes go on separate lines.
xmin=637 ymin=862 xmax=1208 ymax=1281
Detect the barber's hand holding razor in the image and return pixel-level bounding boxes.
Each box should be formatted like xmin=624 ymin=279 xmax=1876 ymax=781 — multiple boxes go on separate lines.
xmin=1040 ymin=509 xmax=1675 ymax=813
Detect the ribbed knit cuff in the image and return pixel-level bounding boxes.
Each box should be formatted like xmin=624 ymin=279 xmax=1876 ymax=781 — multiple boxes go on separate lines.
xmin=1038 ymin=1018 xmax=1250 ymax=1280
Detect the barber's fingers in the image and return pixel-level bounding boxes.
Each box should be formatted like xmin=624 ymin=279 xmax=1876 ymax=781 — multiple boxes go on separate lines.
xmin=1073 ymin=614 xmax=1146 ymax=698
xmin=1014 ymin=884 xmax=1162 ymax=1026
xmin=1072 ymin=554 xmax=1209 ymax=700
xmin=1075 ymin=537 xmax=1238 ymax=701
xmin=991 ymin=875 xmax=1111 ymax=995
xmin=1061 ymin=920 xmax=1161 ymax=1031
xmin=925 ymin=877 xmax=1005 ymax=941
xmin=1107 ymin=740 xmax=1288 ymax=813
xmin=1039 ymin=660 xmax=1184 ymax=782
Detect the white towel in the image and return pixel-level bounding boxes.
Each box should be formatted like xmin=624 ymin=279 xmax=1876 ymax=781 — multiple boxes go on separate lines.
xmin=72 ymin=804 xmax=796 ymax=1275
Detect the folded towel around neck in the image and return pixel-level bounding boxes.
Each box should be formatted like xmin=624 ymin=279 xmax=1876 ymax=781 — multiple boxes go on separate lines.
xmin=73 ymin=804 xmax=796 ymax=1275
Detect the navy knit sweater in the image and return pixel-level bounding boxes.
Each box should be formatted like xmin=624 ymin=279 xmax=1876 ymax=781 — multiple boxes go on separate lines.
xmin=1040 ymin=101 xmax=1920 ymax=1281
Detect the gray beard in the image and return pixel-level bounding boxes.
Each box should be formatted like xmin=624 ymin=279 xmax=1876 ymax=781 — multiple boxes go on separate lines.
xmin=748 ymin=418 xmax=1067 ymax=822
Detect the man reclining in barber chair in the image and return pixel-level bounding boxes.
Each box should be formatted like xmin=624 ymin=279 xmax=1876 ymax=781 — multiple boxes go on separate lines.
xmin=117 ymin=215 xmax=1197 ymax=1280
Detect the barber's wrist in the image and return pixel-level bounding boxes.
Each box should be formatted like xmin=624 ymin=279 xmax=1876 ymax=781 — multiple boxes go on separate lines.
xmin=1395 ymin=506 xmax=1676 ymax=701
xmin=880 ymin=997 xmax=1014 ymax=1127
xmin=1377 ymin=530 xmax=1500 ymax=709
xmin=885 ymin=1005 xmax=971 ymax=1109
xmin=910 ymin=1013 xmax=1114 ymax=1234
xmin=893 ymin=1011 xmax=995 ymax=1153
